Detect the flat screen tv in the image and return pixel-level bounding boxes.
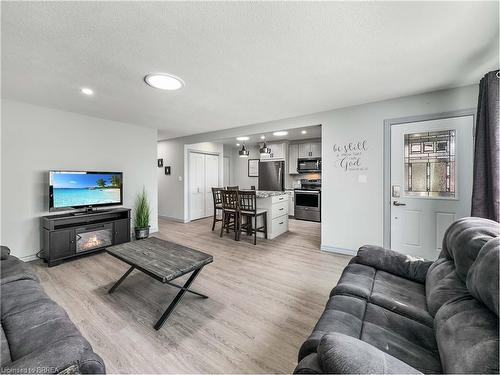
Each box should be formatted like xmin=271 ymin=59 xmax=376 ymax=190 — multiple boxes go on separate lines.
xmin=49 ymin=171 xmax=123 ymax=211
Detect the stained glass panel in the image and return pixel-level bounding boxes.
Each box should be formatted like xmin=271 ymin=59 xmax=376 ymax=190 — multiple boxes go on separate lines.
xmin=404 ymin=130 xmax=456 ymax=198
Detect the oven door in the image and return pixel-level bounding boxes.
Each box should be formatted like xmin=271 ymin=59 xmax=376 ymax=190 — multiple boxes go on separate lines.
xmin=295 ymin=190 xmax=320 ymax=211
xmin=297 ymin=158 xmax=321 ymax=173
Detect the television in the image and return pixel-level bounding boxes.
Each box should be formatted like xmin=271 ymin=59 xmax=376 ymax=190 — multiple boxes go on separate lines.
xmin=49 ymin=171 xmax=123 ymax=212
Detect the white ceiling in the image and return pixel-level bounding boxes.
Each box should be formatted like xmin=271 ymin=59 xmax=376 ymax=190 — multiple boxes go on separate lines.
xmin=216 ymin=125 xmax=321 ymax=147
xmin=2 ymin=2 xmax=498 ymax=140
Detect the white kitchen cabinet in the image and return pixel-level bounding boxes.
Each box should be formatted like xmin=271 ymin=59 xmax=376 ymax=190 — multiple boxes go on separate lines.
xmin=298 ymin=142 xmax=322 ymax=158
xmin=298 ymin=143 xmax=310 ymax=158
xmin=255 ymin=193 xmax=289 ymax=239
xmin=288 ymin=144 xmax=299 ymax=174
xmin=261 ymin=142 xmax=285 ymax=160
xmin=310 ymin=142 xmax=322 ymax=158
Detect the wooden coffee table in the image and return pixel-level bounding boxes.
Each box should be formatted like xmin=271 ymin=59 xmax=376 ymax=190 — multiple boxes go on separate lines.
xmin=106 ymin=237 xmax=213 ymax=330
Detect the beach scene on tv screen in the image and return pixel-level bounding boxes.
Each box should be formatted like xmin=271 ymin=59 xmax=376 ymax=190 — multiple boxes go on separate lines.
xmin=52 ymin=172 xmax=121 ymax=208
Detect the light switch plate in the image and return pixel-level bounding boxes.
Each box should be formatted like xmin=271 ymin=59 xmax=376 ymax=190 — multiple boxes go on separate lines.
xmin=358 ymin=175 xmax=368 ymax=183
xmin=178 ymin=176 xmax=183 ymax=182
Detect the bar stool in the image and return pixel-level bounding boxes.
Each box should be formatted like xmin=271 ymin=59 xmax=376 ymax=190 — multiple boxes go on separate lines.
xmin=220 ymin=189 xmax=240 ymax=240
xmin=239 ymin=190 xmax=267 ymax=245
xmin=211 ymin=187 xmax=224 ymax=231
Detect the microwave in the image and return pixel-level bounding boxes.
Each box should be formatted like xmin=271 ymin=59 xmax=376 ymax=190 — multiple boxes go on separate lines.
xmin=297 ymin=158 xmax=321 ymax=173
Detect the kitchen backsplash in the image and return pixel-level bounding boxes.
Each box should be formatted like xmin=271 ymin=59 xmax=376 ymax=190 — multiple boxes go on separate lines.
xmin=286 ymin=172 xmax=321 ymax=189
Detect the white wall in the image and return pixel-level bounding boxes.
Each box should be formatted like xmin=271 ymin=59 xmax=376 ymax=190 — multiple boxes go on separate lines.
xmin=157 ymin=140 xmax=224 ymax=222
xmin=1 ymin=100 xmax=158 ymax=260
xmin=157 ymin=140 xmax=185 ymax=221
xmin=227 ymin=145 xmax=260 ymax=190
xmin=157 ymin=85 xmax=478 ymax=256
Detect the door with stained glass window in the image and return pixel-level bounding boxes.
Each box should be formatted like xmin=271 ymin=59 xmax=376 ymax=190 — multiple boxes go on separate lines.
xmin=390 ymin=116 xmax=474 ymax=260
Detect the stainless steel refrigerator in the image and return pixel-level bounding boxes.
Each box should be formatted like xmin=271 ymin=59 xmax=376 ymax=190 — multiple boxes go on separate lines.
xmin=258 ymin=161 xmax=285 ymax=191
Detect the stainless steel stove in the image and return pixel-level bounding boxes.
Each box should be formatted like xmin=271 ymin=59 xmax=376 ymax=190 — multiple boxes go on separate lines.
xmin=294 ymin=179 xmax=321 ymax=222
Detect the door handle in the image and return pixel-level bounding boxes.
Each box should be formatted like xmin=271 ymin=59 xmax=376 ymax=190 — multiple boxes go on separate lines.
xmin=393 ymin=201 xmax=406 ymax=206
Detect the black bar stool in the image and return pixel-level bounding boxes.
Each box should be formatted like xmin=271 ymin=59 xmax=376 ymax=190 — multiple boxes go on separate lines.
xmin=220 ymin=189 xmax=240 ymax=240
xmin=239 ymin=190 xmax=267 ymax=245
xmin=211 ymin=187 xmax=224 ymax=231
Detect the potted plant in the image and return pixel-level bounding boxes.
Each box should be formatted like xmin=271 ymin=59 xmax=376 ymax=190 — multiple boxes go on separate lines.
xmin=134 ymin=187 xmax=151 ymax=240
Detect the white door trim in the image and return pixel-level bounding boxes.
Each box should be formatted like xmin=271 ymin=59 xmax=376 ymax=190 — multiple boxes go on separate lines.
xmin=382 ymin=109 xmax=476 ymax=249
xmin=187 ymin=150 xmax=221 ymax=222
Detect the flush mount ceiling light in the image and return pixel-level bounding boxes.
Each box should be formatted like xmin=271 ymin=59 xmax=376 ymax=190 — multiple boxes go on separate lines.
xmin=144 ymin=73 xmax=184 ymax=91
xmin=239 ymin=144 xmax=249 ymax=158
xmin=236 ymin=143 xmax=240 ymax=146
xmin=260 ymin=135 xmax=266 ymax=140
xmin=260 ymin=142 xmax=271 ymax=155
xmin=273 ymin=131 xmax=288 ymax=136
xmin=236 ymin=136 xmax=250 ymax=141
xmin=80 ymin=87 xmax=94 ymax=96
xmin=301 ymin=130 xmax=307 ymax=134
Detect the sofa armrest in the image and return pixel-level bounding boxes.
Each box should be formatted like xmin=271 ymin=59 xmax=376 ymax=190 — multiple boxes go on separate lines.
xmin=1 ymin=246 xmax=11 ymax=260
xmin=352 ymin=245 xmax=432 ymax=283
xmin=318 ymin=333 xmax=422 ymax=374
xmin=294 ymin=353 xmax=323 ymax=374
xmin=3 ymin=339 xmax=105 ymax=374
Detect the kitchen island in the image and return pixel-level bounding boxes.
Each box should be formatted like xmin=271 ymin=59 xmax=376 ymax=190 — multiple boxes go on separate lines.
xmin=254 ymin=191 xmax=289 ymax=239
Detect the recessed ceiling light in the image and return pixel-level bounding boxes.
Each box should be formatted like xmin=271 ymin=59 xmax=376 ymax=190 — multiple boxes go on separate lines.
xmin=236 ymin=143 xmax=240 ymax=146
xmin=80 ymin=87 xmax=94 ymax=96
xmin=144 ymin=73 xmax=184 ymax=91
xmin=260 ymin=135 xmax=266 ymax=140
xmin=301 ymin=130 xmax=307 ymax=134
xmin=273 ymin=131 xmax=288 ymax=136
xmin=236 ymin=136 xmax=249 ymax=141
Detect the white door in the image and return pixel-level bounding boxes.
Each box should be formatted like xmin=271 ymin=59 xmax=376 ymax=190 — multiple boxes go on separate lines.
xmin=223 ymin=156 xmax=231 ymax=186
xmin=390 ymin=116 xmax=474 ymax=260
xmin=205 ymin=154 xmax=219 ymax=216
xmin=189 ymin=152 xmax=206 ymax=220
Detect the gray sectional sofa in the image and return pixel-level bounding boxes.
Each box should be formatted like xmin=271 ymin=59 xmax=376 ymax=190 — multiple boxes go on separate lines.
xmin=295 ymin=217 xmax=499 ymax=374
xmin=0 ymin=246 xmax=105 ymax=374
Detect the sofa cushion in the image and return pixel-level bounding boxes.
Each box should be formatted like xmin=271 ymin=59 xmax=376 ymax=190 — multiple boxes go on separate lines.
xmin=1 ymin=323 xmax=11 ymax=366
xmin=298 ymin=294 xmax=366 ymax=361
xmin=435 ymin=297 xmax=499 ymax=373
xmin=317 ymin=333 xmax=422 ymax=374
xmin=0 ymin=255 xmax=38 ymax=285
xmin=466 ymin=237 xmax=499 ymax=316
xmin=361 ymin=303 xmax=441 ymax=373
xmin=299 ymin=295 xmax=441 ymax=373
xmin=439 ymin=217 xmax=499 ymax=282
xmin=425 ymin=258 xmax=470 ymax=317
xmin=355 ymin=245 xmax=433 ymax=283
xmin=332 ymin=263 xmax=433 ymax=327
xmin=1 ymin=279 xmax=85 ymax=361
xmin=370 ymin=270 xmax=433 ymax=327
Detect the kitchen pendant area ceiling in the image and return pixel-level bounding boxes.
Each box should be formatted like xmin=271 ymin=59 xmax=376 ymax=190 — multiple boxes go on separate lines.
xmin=2 ymin=2 xmax=498 ymax=140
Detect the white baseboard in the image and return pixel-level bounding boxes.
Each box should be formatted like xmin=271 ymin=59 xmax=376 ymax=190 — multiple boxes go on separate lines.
xmin=158 ymin=215 xmax=186 ymax=223
xmin=20 ymin=254 xmax=38 ymax=262
xmin=320 ymin=244 xmax=357 ymax=256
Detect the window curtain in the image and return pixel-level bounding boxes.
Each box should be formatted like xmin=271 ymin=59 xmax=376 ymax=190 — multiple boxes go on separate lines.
xmin=471 ymin=70 xmax=499 ymax=221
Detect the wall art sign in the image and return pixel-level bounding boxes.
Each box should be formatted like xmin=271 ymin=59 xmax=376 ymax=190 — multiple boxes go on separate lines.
xmin=333 ymin=140 xmax=368 ymax=172
xmin=248 ymin=159 xmax=259 ymax=177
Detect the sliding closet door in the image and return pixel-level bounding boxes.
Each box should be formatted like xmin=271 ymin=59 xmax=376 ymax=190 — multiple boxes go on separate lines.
xmin=205 ymin=154 xmax=219 ymax=217
xmin=189 ymin=152 xmax=220 ymax=221
xmin=189 ymin=152 xmax=206 ymax=220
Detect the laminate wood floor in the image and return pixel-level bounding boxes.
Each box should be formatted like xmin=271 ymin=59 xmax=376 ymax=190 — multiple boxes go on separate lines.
xmin=31 ymin=217 xmax=351 ymax=374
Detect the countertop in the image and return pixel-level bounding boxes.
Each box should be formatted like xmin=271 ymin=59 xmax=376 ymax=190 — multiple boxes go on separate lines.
xmin=255 ymin=190 xmax=288 ymax=198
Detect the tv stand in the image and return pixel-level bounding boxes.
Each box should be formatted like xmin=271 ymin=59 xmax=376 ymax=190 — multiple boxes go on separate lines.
xmin=41 ymin=208 xmax=131 ymax=267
